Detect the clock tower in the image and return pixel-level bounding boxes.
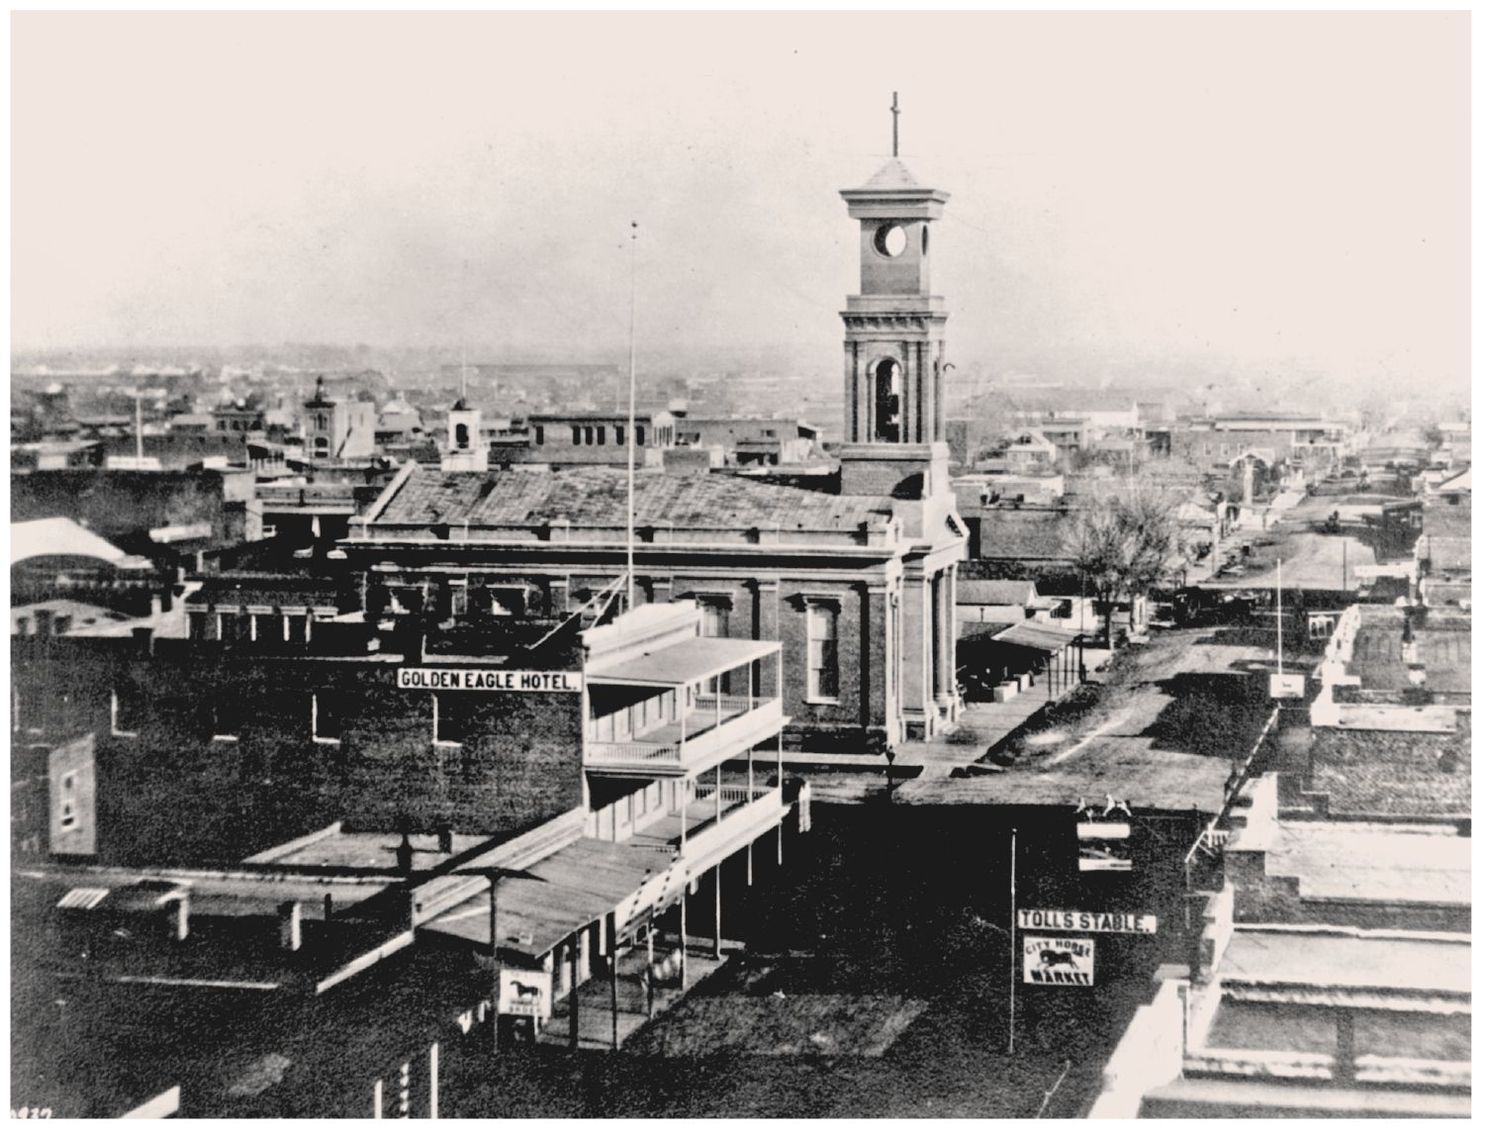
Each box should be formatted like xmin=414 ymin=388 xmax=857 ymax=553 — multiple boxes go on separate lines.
xmin=837 ymin=96 xmax=966 ymax=739
xmin=838 ymin=120 xmax=952 ymax=503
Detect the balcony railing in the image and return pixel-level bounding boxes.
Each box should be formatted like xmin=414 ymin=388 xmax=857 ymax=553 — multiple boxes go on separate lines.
xmin=585 ymin=695 xmax=784 ymax=776
xmin=623 ymin=783 xmax=783 ymax=857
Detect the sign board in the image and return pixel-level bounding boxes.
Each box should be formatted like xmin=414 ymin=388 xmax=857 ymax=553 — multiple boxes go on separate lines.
xmin=1018 ymin=909 xmax=1157 ymax=935
xmin=396 ymin=667 xmax=581 ymax=694
xmin=498 ymin=967 xmax=552 ymax=1019
xmin=1077 ymin=818 xmax=1132 ymax=872
xmin=1076 ymin=820 xmax=1130 ymax=841
xmin=1269 ymin=673 xmax=1306 ymax=699
xmin=1022 ymin=936 xmax=1095 ymax=986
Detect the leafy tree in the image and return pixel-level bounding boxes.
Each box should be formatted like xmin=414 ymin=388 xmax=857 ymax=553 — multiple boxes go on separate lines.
xmin=1064 ymin=487 xmax=1185 ymax=646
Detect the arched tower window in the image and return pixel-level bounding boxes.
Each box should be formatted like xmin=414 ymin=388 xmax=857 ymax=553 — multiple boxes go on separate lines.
xmin=873 ymin=358 xmax=902 ymax=443
xmin=454 ymin=422 xmax=469 ymax=450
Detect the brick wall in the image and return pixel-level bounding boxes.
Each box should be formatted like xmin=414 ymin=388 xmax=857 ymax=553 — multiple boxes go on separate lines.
xmin=11 ymin=639 xmax=583 ymax=867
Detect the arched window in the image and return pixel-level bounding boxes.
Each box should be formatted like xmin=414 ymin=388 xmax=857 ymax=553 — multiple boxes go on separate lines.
xmin=454 ymin=422 xmax=469 ymax=449
xmin=873 ymin=359 xmax=902 ymax=443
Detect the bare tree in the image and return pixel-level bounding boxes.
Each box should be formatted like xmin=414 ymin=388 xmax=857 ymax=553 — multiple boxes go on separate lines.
xmin=1064 ymin=487 xmax=1185 ymax=646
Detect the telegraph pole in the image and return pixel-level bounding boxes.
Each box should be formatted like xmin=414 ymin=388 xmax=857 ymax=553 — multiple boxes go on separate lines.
xmin=1007 ymin=827 xmax=1017 ymax=1056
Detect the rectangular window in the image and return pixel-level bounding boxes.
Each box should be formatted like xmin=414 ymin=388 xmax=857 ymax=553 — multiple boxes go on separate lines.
xmin=111 ymin=688 xmax=140 ymax=738
xmin=636 ymin=426 xmax=646 ymax=446
xmin=572 ymin=424 xmax=582 ymax=445
xmin=596 ymin=425 xmax=606 ymax=445
xmin=615 ymin=425 xmax=625 ymax=446
xmin=59 ymin=771 xmax=78 ymax=831
xmin=534 ymin=425 xmax=544 ymax=445
xmin=700 ymin=601 xmax=731 ymax=693
xmin=583 ymin=426 xmax=595 ymax=445
xmin=312 ymin=691 xmax=344 ymax=744
xmin=807 ymin=603 xmax=840 ymax=701
xmin=432 ymin=694 xmax=469 ymax=748
xmin=211 ymin=701 xmax=242 ymax=742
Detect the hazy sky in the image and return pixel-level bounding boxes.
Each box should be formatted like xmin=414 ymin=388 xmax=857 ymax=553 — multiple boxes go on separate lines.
xmin=10 ymin=11 xmax=1470 ymax=391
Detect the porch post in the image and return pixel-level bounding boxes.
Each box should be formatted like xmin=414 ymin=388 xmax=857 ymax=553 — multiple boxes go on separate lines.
xmin=679 ymin=887 xmax=689 ymax=989
xmin=645 ymin=922 xmax=655 ymax=1019
xmin=680 ymin=780 xmax=688 ymax=857
xmin=608 ymin=912 xmax=620 ymax=1052
xmin=489 ymin=876 xmax=500 ymax=1056
xmin=714 ymin=864 xmax=723 ymax=959
xmin=716 ymin=765 xmax=722 ymax=827
xmin=568 ymin=931 xmax=580 ymax=1051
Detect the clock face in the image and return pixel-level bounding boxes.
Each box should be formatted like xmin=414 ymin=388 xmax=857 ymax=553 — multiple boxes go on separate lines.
xmin=873 ymin=223 xmax=908 ymax=258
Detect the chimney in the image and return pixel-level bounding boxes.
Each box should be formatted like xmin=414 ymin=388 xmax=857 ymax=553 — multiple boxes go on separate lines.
xmin=167 ymin=894 xmax=190 ymax=942
xmin=396 ymin=832 xmax=414 ymax=876
xmin=278 ymin=900 xmax=303 ymax=952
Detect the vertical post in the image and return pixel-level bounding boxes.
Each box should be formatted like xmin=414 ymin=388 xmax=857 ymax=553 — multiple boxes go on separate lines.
xmin=372 ymin=1079 xmax=383 ymax=1120
xmin=714 ymin=865 xmax=723 ymax=959
xmin=1276 ymin=557 xmax=1284 ymax=676
xmin=646 ymin=922 xmax=655 ymax=1019
xmin=489 ymin=875 xmax=500 ymax=1055
xmin=715 ymin=765 xmax=722 ymax=827
xmin=568 ymin=932 xmax=581 ymax=1051
xmin=608 ymin=913 xmax=620 ymax=1052
xmin=134 ymin=389 xmax=144 ymax=465
xmin=428 ymin=1042 xmax=439 ymax=1120
xmin=625 ymin=221 xmax=638 ymax=612
xmin=1007 ymin=827 xmax=1017 ymax=1056
xmin=680 ymin=779 xmax=688 ymax=857
xmin=679 ymin=887 xmax=689 ymax=989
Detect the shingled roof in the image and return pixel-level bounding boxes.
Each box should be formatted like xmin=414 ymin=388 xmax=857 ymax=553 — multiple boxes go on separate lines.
xmin=973 ymin=507 xmax=1074 ymax=560
xmin=1309 ymin=718 xmax=1471 ymax=819
xmin=1349 ymin=615 xmax=1471 ymax=693
xmin=368 ymin=466 xmax=894 ymax=534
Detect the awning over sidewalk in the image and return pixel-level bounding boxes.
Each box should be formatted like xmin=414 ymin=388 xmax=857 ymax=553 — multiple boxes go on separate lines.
xmin=430 ymin=838 xmax=671 ymax=960
xmin=588 ymin=636 xmax=779 ymax=687
xmin=962 ymin=620 xmax=1080 ymax=655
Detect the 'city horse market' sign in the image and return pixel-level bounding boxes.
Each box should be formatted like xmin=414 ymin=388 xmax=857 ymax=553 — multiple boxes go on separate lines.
xmin=397 ymin=668 xmax=581 ymax=693
xmin=1022 ymin=936 xmax=1095 ymax=986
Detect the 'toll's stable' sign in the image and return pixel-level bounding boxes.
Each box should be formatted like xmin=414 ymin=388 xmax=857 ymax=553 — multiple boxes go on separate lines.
xmin=1022 ymin=936 xmax=1095 ymax=986
xmin=1018 ymin=909 xmax=1158 ymax=935
xmin=397 ymin=668 xmax=581 ymax=694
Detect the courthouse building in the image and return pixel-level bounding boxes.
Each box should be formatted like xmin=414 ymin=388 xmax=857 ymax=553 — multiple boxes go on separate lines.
xmin=338 ymin=155 xmax=969 ymax=748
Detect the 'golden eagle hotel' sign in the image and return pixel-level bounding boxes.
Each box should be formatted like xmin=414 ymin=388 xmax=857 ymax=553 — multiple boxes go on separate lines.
xmin=397 ymin=668 xmax=581 ymax=693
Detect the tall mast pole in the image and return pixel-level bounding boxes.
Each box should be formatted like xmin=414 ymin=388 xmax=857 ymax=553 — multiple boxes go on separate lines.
xmin=890 ymin=92 xmax=900 ymax=158
xmin=1007 ymin=826 xmax=1017 ymax=1055
xmin=626 ymin=222 xmax=639 ymax=613
xmin=460 ymin=258 xmax=469 ymax=403
xmin=1276 ymin=557 xmax=1284 ymax=677
xmin=134 ymin=388 xmax=144 ymax=465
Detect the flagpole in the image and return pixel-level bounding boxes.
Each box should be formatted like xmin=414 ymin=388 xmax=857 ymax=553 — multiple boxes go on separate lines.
xmin=1007 ymin=826 xmax=1017 ymax=1056
xmin=1275 ymin=557 xmax=1284 ymax=677
xmin=626 ymin=221 xmax=638 ymax=612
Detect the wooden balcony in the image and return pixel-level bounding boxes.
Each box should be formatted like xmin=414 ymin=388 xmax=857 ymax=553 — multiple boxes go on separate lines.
xmin=585 ymin=694 xmax=786 ymax=778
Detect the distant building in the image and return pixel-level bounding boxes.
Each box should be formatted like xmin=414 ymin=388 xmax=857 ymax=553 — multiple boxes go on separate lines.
xmin=302 ymin=376 xmax=376 ymax=462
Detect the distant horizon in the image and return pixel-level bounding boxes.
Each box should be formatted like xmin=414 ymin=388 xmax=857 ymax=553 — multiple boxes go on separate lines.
xmin=12 ymin=11 xmax=1469 ymax=401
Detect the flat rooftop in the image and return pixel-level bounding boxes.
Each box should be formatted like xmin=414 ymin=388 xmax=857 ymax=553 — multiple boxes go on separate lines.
xmin=1264 ymin=820 xmax=1469 ymax=906
xmin=1219 ymin=927 xmax=1470 ymax=995
xmin=248 ymin=830 xmax=489 ymax=875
